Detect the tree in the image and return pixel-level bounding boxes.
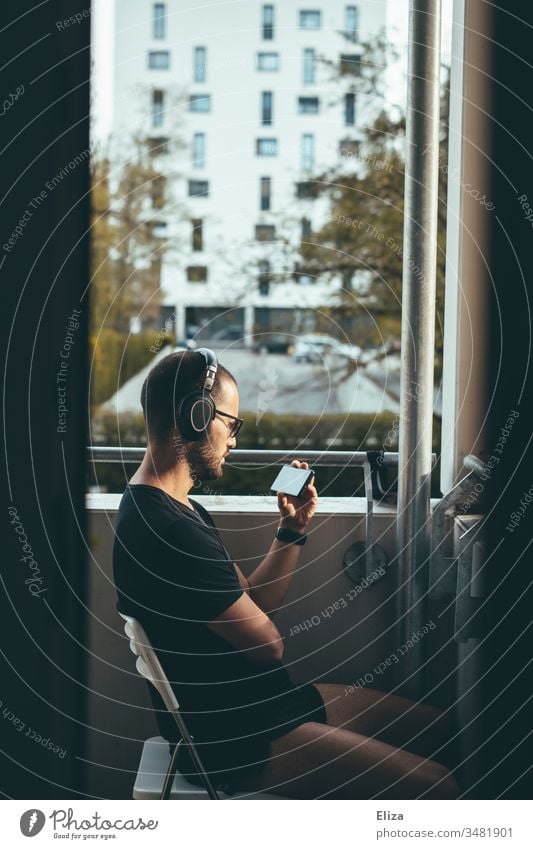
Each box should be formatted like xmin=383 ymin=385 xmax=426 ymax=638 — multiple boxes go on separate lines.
xmin=90 ymin=137 xmax=176 ymax=333
xmin=89 ymin=137 xmax=179 ymax=407
xmin=299 ymin=38 xmax=450 ymax=374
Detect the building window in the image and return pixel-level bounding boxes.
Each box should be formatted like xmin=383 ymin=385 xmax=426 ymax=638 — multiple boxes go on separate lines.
xmin=152 ymin=221 xmax=168 ymax=239
xmin=261 ymin=91 xmax=273 ymax=125
xmin=301 ymin=133 xmax=314 ymax=171
xmin=260 ymin=176 xmax=271 ymax=211
xmin=193 ymin=46 xmax=207 ymax=82
xmin=262 ymin=5 xmax=274 ymax=39
xmin=255 ymin=224 xmax=276 ymax=241
xmin=303 ymin=48 xmax=315 ymax=84
xmin=192 ymin=132 xmax=206 ymax=168
xmin=340 ymin=54 xmax=362 ymax=75
xmin=151 ymin=175 xmax=165 ymax=209
xmin=257 ymin=52 xmax=279 ymax=71
xmin=301 ymin=217 xmax=312 ymax=239
xmin=256 ymin=138 xmax=278 ymax=156
xmin=151 ymin=89 xmax=165 ymax=127
xmin=296 ymin=181 xmax=319 ymax=199
xmin=191 ymin=219 xmax=203 ymax=251
xmin=299 ymin=10 xmax=321 ymax=29
xmin=189 ymin=94 xmax=211 ymax=112
xmin=339 ymin=137 xmax=360 ymax=157
xmin=188 ymin=180 xmax=209 ymax=197
xmin=153 ymin=3 xmax=166 ymax=39
xmin=148 ymin=50 xmax=170 ymax=69
xmin=344 ymin=92 xmax=356 ymax=126
xmin=294 ymin=268 xmax=314 ymax=285
xmin=147 ymin=136 xmax=169 ymax=156
xmin=298 ymin=96 xmax=319 ymax=114
xmin=344 ymin=5 xmax=359 ymax=42
xmin=186 ymin=265 xmax=208 ymax=282
xmin=258 ymin=260 xmax=271 ymax=295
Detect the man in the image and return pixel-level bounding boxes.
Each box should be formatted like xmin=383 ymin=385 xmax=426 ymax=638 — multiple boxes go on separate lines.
xmin=113 ymin=349 xmax=459 ymax=799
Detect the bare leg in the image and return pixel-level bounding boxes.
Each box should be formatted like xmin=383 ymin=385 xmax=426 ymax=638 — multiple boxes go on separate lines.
xmin=314 ymin=683 xmax=456 ymax=764
xmin=238 ymin=721 xmax=460 ymax=800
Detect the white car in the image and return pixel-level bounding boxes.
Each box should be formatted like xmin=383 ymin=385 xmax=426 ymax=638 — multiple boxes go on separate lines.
xmin=292 ymin=334 xmax=361 ymax=364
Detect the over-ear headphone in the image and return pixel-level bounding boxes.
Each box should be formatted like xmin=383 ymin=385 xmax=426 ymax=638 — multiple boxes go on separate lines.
xmin=176 ymin=348 xmax=218 ymax=441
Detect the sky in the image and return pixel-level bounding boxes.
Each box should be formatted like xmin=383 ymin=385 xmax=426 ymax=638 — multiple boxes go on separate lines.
xmin=91 ymin=0 xmax=454 ymax=142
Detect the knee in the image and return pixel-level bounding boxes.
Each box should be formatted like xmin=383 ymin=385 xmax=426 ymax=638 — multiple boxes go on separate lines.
xmin=423 ymin=763 xmax=460 ymax=799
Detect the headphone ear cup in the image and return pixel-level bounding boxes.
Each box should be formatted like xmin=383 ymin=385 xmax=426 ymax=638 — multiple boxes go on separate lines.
xmin=178 ymin=392 xmax=215 ymax=440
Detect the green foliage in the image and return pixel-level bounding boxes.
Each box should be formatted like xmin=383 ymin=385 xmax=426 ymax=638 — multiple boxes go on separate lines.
xmin=89 ymin=410 xmax=442 ymax=497
xmin=90 ymin=137 xmax=178 ymax=404
xmin=89 ymin=331 xmax=174 ymax=407
xmin=300 ymin=40 xmax=450 ymax=379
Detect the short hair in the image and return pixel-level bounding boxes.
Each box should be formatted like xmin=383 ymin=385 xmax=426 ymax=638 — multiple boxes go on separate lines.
xmin=140 ymin=350 xmax=236 ymax=442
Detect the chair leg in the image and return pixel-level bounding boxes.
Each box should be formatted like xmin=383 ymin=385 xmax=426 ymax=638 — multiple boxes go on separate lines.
xmin=169 ymin=710 xmax=220 ymax=800
xmin=160 ymin=741 xmax=181 ymax=800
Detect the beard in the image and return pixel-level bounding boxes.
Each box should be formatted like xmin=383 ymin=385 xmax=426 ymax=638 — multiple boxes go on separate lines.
xmin=184 ymin=437 xmax=223 ymax=482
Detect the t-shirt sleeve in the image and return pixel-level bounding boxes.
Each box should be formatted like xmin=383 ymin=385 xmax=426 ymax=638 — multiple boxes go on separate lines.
xmin=157 ymin=517 xmax=244 ymax=623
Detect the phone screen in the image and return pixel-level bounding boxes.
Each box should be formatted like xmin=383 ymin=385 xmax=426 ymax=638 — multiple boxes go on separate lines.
xmin=270 ymin=465 xmax=314 ymax=497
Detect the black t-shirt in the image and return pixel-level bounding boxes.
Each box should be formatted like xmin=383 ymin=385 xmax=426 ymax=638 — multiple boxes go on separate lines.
xmin=112 ymin=484 xmax=300 ymax=767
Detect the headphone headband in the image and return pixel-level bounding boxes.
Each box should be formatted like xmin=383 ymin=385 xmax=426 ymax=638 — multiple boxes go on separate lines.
xmin=195 ymin=348 xmax=217 ymax=392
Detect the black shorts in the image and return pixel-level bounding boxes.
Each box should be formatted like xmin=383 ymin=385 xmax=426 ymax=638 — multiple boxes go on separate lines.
xmin=172 ymin=683 xmax=327 ymax=794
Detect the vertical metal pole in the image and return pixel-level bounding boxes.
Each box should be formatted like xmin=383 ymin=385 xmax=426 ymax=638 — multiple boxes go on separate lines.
xmin=396 ymin=0 xmax=442 ymax=698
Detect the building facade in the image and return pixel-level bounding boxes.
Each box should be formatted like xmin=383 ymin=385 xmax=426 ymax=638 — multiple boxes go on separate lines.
xmin=112 ymin=0 xmax=387 ymax=344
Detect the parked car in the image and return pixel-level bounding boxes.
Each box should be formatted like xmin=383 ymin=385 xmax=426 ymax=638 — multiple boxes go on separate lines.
xmin=292 ymin=334 xmax=361 ymax=364
xmin=253 ymin=333 xmax=294 ymax=354
xmin=209 ymin=325 xmax=245 ymax=342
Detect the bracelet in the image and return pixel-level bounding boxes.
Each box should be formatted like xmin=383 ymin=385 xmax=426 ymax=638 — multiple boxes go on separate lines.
xmin=276 ymin=526 xmax=307 ymax=546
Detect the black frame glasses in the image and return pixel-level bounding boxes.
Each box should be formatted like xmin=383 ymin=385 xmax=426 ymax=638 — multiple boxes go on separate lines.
xmin=214 ymin=409 xmax=244 ymax=438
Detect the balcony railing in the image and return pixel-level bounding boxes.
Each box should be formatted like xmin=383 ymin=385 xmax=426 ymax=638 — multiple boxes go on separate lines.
xmin=87 ymin=447 xmax=406 ymax=467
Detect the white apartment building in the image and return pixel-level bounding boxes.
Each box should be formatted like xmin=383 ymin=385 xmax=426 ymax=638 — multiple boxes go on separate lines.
xmin=112 ymin=0 xmax=387 ymax=344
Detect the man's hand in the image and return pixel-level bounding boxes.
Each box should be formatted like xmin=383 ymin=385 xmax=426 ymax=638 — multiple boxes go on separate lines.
xmin=277 ymin=459 xmax=317 ymax=533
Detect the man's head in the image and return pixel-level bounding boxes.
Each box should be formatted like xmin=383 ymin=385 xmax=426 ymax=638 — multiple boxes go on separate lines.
xmin=140 ymin=350 xmax=240 ymax=480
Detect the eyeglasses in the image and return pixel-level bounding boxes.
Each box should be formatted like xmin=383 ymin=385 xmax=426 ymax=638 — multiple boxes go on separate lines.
xmin=214 ymin=409 xmax=244 ymax=438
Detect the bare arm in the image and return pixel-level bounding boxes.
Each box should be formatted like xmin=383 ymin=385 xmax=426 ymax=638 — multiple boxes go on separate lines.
xmin=236 ymin=460 xmax=318 ymax=615
xmin=207 ymin=591 xmax=284 ymax=665
xmin=237 ymin=540 xmax=304 ymax=616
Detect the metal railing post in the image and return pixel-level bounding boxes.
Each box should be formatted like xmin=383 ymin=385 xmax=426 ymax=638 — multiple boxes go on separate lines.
xmin=395 ymin=0 xmax=442 ymax=698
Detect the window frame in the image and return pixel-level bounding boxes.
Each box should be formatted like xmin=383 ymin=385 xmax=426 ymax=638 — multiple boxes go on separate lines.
xmin=298 ymin=96 xmax=320 ymax=114
xmin=193 ymin=46 xmax=207 ymax=82
xmin=147 ymin=50 xmax=170 ymax=70
xmin=151 ymin=89 xmax=165 ymax=127
xmin=301 ymin=216 xmax=312 ymax=239
xmin=191 ymin=218 xmax=204 ymax=252
xmin=344 ymin=5 xmax=359 ymax=43
xmin=261 ymin=91 xmax=273 ymax=125
xmin=301 ymin=133 xmax=315 ymax=171
xmin=260 ymin=176 xmax=272 ymax=211
xmin=299 ymin=10 xmax=321 ymax=29
xmin=188 ymin=179 xmax=209 ymax=198
xmin=258 ymin=259 xmax=271 ymax=295
xmin=257 ymin=52 xmax=280 ymax=72
xmin=153 ymin=3 xmax=166 ymax=39
xmin=189 ymin=93 xmax=211 ymax=113
xmin=186 ymin=265 xmax=209 ymax=283
xmin=192 ymin=132 xmax=206 ymax=168
xmin=344 ymin=92 xmax=356 ymax=126
xmin=255 ymin=224 xmax=276 ymax=241
xmin=256 ymin=138 xmax=278 ymax=156
xmin=262 ymin=4 xmax=274 ymax=39
xmin=303 ymin=48 xmax=316 ymax=84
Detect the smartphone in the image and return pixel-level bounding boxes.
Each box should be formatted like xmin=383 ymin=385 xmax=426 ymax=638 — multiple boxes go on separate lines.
xmin=270 ymin=465 xmax=315 ymax=498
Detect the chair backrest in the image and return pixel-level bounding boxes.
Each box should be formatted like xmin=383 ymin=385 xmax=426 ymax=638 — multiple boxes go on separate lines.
xmin=119 ymin=613 xmax=179 ymax=713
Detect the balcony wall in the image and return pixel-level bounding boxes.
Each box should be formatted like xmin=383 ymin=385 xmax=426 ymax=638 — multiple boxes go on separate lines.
xmin=85 ymin=494 xmax=453 ymax=799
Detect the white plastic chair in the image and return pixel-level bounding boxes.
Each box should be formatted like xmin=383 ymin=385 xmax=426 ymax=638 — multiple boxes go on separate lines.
xmin=119 ymin=613 xmax=284 ymax=800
